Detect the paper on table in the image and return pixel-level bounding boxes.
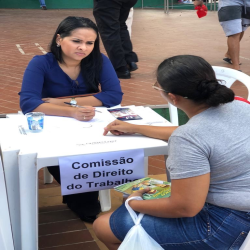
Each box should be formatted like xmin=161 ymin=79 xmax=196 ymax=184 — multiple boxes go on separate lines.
xmin=118 ymin=106 xmax=173 ymax=126
xmin=6 ymin=107 xmax=173 ymax=143
xmin=4 ymin=110 xmax=169 ymax=158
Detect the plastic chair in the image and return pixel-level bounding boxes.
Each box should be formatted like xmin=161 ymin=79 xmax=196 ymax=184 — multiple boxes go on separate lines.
xmin=213 ymin=66 xmax=250 ymax=97
xmin=0 ymin=156 xmax=14 ymax=250
xmin=43 ymin=167 xmax=53 ymax=183
xmin=168 ymin=66 xmax=250 ymax=126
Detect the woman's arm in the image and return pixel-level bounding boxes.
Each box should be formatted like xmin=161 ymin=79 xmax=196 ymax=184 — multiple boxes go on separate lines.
xmin=70 ymin=96 xmax=103 ymax=107
xmin=19 ymin=56 xmax=47 ymax=114
xmin=104 ymin=119 xmax=177 ymax=140
xmin=34 ymin=103 xmax=95 ymax=121
xmin=128 ymin=173 xmax=210 ymax=218
xmin=41 ymin=96 xmax=103 ymax=107
xmin=129 ymin=135 xmax=211 ymax=217
xmin=92 ymin=55 xmax=123 ymax=107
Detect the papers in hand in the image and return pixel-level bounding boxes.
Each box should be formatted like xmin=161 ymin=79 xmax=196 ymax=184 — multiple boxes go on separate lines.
xmin=114 ymin=177 xmax=171 ymax=200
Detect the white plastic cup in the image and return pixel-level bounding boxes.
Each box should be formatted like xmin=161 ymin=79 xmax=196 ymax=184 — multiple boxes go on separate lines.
xmin=25 ymin=112 xmax=44 ymax=132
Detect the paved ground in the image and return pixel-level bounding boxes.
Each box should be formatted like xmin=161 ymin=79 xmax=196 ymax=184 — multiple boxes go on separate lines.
xmin=0 ymin=8 xmax=249 ymax=116
xmin=1 ymin=7 xmax=249 ymax=250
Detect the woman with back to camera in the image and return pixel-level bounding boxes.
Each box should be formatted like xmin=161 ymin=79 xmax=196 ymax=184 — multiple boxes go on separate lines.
xmin=93 ymin=55 xmax=250 ymax=249
xmin=19 ymin=16 xmax=123 ymax=222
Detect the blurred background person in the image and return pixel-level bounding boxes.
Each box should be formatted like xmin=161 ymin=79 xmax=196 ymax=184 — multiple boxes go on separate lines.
xmin=39 ymin=0 xmax=47 ymax=10
xmin=218 ymin=0 xmax=250 ymax=71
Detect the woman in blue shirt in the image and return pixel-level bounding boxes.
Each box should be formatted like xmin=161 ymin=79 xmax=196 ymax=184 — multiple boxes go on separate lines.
xmin=19 ymin=16 xmax=123 ymax=223
xmin=20 ymin=16 xmax=123 ymax=120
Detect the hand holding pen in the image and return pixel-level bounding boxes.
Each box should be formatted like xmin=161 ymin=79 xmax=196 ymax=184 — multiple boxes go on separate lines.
xmin=64 ymin=102 xmax=101 ymax=121
xmin=41 ymin=98 xmax=100 ymax=121
xmin=64 ymin=102 xmax=102 ymax=113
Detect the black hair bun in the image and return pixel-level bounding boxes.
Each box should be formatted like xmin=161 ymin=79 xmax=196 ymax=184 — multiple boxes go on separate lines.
xmin=197 ymin=80 xmax=220 ymax=98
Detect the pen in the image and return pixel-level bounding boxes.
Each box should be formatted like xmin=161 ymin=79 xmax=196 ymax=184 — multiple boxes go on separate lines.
xmin=64 ymin=102 xmax=102 ymax=113
xmin=18 ymin=125 xmax=27 ymax=135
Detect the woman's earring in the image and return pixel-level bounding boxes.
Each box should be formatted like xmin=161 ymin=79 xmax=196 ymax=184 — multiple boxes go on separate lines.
xmin=57 ymin=44 xmax=60 ymax=47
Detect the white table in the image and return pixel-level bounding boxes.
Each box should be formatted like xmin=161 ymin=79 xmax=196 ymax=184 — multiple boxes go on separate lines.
xmin=0 ymin=106 xmax=173 ymax=250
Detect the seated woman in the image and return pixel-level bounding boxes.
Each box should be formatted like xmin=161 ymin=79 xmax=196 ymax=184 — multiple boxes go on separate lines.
xmin=19 ymin=16 xmax=123 ymax=223
xmin=93 ymin=55 xmax=250 ymax=249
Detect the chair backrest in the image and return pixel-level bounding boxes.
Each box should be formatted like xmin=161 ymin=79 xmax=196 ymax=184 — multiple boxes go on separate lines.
xmin=212 ymin=66 xmax=250 ymax=101
xmin=168 ymin=66 xmax=250 ymax=125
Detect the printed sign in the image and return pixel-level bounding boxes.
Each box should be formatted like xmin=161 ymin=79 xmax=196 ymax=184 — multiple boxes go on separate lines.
xmin=59 ymin=149 xmax=145 ymax=195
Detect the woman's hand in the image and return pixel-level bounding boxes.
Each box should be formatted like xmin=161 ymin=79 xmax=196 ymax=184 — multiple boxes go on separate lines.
xmin=128 ymin=187 xmax=151 ymax=199
xmin=127 ymin=188 xmax=151 ymax=207
xmin=103 ymin=119 xmax=137 ymax=136
xmin=72 ymin=106 xmax=96 ymax=121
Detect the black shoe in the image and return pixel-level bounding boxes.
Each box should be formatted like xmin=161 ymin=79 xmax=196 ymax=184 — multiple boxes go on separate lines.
xmin=41 ymin=6 xmax=47 ymax=10
xmin=116 ymin=70 xmax=131 ymax=79
xmin=127 ymin=62 xmax=138 ymax=72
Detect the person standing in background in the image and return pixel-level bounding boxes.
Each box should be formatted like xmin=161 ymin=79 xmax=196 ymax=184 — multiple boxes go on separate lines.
xmin=218 ymin=0 xmax=250 ymax=71
xmin=39 ymin=0 xmax=47 ymax=10
xmin=93 ymin=0 xmax=138 ymax=79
